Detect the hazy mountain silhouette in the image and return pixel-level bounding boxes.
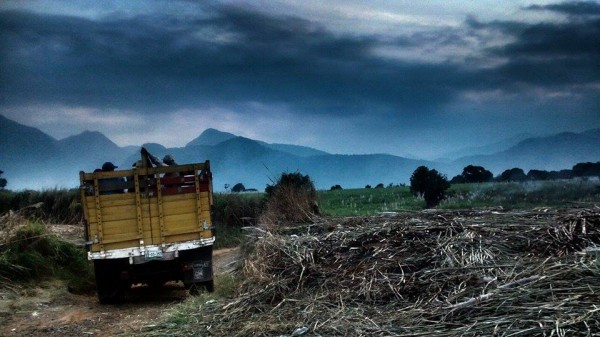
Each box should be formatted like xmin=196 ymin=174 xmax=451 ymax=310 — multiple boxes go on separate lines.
xmin=0 ymin=115 xmax=598 ymax=190
xmin=449 ymin=129 xmax=600 ymax=175
xmin=436 ymin=133 xmax=534 ymax=162
xmin=186 ymin=128 xmax=237 ymax=147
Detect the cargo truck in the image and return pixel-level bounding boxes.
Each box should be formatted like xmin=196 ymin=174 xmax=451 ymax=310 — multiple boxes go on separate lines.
xmin=79 ymin=149 xmax=214 ymax=303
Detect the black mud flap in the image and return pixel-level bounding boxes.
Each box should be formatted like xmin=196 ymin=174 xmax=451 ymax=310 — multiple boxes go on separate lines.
xmin=191 ymin=260 xmax=212 ymax=282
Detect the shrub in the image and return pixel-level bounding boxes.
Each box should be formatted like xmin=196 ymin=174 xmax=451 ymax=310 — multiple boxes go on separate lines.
xmin=410 ymin=166 xmax=450 ymax=207
xmin=0 ymin=216 xmax=94 ymax=292
xmin=231 ymin=183 xmax=246 ymax=193
xmin=261 ymin=172 xmax=318 ymax=225
xmin=496 ymin=168 xmax=527 ymax=182
xmin=212 ymin=193 xmax=265 ymax=227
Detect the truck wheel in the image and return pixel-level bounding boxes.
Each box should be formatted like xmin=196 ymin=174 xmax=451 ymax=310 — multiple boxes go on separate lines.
xmin=204 ymin=279 xmax=214 ymax=293
xmin=94 ymin=260 xmax=124 ymax=304
xmin=187 ymin=280 xmax=213 ymax=295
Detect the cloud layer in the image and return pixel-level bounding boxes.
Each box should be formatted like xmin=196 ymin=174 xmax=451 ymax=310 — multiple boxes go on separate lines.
xmin=1 ymin=1 xmax=598 ymax=157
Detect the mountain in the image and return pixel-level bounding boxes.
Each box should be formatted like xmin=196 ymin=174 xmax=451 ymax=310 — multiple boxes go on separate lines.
xmin=436 ymin=133 xmax=533 ymax=162
xmin=186 ymin=128 xmax=237 ymax=147
xmin=1 ymin=114 xmax=598 ymax=191
xmin=449 ymin=129 xmax=600 ymax=175
xmin=186 ymin=128 xmax=329 ymax=157
xmin=261 ymin=143 xmax=329 ymax=157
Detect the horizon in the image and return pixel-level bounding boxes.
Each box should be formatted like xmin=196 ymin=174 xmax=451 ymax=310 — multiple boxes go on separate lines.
xmin=6 ymin=114 xmax=598 ymax=161
xmin=1 ymin=1 xmax=599 ymax=159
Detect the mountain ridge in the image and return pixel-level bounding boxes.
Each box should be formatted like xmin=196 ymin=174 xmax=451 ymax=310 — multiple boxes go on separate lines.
xmin=0 ymin=115 xmax=598 ymax=190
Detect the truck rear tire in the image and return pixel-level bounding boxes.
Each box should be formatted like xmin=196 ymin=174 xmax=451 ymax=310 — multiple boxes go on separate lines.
xmin=94 ymin=260 xmax=126 ymax=304
xmin=188 ymin=279 xmax=214 ymax=295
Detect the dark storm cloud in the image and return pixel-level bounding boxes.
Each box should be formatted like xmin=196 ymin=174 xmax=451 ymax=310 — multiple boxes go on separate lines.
xmin=0 ymin=2 xmax=598 ymax=118
xmin=0 ymin=5 xmax=468 ymax=116
xmin=466 ymin=7 xmax=600 ymax=91
xmin=526 ymin=1 xmax=600 ymax=16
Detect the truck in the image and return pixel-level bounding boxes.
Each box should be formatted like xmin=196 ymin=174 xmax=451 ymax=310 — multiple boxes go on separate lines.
xmin=79 ymin=149 xmax=215 ymax=303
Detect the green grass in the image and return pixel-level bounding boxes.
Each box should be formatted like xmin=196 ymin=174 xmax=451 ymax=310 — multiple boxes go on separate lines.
xmin=319 ymin=180 xmax=600 ymax=216
xmin=141 ymin=272 xmax=239 ymax=337
xmin=442 ymin=179 xmax=600 ymax=209
xmin=0 ymin=220 xmax=95 ymax=292
xmin=0 ymin=188 xmax=82 ymax=224
xmin=214 ymin=224 xmax=245 ymax=249
xmin=319 ymin=187 xmax=425 ymax=216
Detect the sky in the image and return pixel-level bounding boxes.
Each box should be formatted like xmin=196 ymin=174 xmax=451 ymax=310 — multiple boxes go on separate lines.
xmin=1 ymin=0 xmax=599 ymax=159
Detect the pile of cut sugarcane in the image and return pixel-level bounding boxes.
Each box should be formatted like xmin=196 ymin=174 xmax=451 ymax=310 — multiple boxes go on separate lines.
xmin=166 ymin=207 xmax=600 ymax=336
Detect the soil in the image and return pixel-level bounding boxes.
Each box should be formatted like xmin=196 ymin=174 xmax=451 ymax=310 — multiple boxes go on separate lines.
xmin=0 ymin=230 xmax=240 ymax=337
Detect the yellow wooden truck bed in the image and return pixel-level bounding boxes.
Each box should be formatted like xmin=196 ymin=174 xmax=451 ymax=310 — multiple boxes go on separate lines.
xmin=79 ymin=156 xmax=215 ymax=303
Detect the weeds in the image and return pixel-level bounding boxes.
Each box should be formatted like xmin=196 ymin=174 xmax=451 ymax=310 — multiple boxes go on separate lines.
xmin=0 ymin=213 xmax=94 ymax=293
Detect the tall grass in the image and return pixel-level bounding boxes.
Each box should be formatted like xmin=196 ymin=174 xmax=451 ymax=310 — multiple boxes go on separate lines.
xmin=0 ymin=216 xmax=94 ymax=292
xmin=0 ymin=188 xmax=82 ymax=224
xmin=443 ymin=179 xmax=600 ymax=209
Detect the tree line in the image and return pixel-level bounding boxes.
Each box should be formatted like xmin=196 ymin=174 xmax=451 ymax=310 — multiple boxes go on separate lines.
xmin=450 ymin=162 xmax=600 ymax=184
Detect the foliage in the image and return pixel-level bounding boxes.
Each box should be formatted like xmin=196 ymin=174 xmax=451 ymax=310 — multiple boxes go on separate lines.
xmin=330 ymin=184 xmax=343 ymax=191
xmin=409 ymin=166 xmax=430 ymax=196
xmin=410 ymin=166 xmax=450 ymax=207
xmin=0 ymin=169 xmax=6 ymax=190
xmin=572 ymin=161 xmax=600 ymax=177
xmin=443 ymin=180 xmax=600 ymax=209
xmin=496 ymin=168 xmax=527 ymax=182
xmin=213 ymin=223 xmax=245 ymax=249
xmin=0 ymin=217 xmax=94 ymax=292
xmin=0 ymin=188 xmax=82 ymax=224
xmin=375 ymin=183 xmax=384 ymax=188
xmin=453 ymin=165 xmax=494 ymax=184
xmin=231 ymin=183 xmax=246 ymax=193
xmin=212 ymin=192 xmax=265 ymax=227
xmin=262 ymin=172 xmax=318 ymax=225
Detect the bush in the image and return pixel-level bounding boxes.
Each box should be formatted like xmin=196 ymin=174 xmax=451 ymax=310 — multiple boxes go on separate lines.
xmin=212 ymin=193 xmax=265 ymax=227
xmin=231 ymin=183 xmax=246 ymax=193
xmin=0 ymin=188 xmax=82 ymax=224
xmin=0 ymin=217 xmax=94 ymax=292
xmin=410 ymin=166 xmax=450 ymax=207
xmin=262 ymin=172 xmax=318 ymax=225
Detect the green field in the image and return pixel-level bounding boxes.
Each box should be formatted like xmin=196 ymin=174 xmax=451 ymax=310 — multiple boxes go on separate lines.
xmin=319 ymin=179 xmax=600 ymax=216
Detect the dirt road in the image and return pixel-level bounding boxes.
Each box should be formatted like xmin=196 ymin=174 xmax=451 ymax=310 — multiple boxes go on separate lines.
xmin=0 ymin=247 xmax=240 ymax=336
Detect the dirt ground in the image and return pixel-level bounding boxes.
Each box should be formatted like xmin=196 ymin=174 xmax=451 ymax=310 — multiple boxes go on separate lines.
xmin=0 ymin=238 xmax=240 ymax=337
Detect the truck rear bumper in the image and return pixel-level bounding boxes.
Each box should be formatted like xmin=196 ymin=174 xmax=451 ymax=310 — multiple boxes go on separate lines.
xmin=88 ymin=237 xmax=215 ymax=263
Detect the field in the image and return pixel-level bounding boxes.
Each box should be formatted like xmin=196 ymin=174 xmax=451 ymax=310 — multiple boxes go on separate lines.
xmin=1 ymin=179 xmax=600 ymax=336
xmin=319 ymin=179 xmax=600 ymax=216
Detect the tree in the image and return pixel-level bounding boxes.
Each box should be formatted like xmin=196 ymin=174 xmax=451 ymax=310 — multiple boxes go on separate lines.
xmin=330 ymin=184 xmax=343 ymax=191
xmin=231 ymin=183 xmax=246 ymax=193
xmin=450 ymin=175 xmax=466 ymax=184
xmin=375 ymin=183 xmax=385 ymax=189
xmin=573 ymin=162 xmax=600 ymax=177
xmin=496 ymin=168 xmax=526 ymax=182
xmin=0 ymin=170 xmax=6 ymax=190
xmin=527 ymin=169 xmax=550 ymax=181
xmin=461 ymin=165 xmax=493 ymax=183
xmin=410 ymin=166 xmax=450 ymax=207
xmin=365 ymin=185 xmax=372 ymax=189
xmin=409 ymin=166 xmax=430 ymax=196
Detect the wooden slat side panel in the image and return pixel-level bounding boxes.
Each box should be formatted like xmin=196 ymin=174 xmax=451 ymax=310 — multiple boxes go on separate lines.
xmin=90 ymin=239 xmax=140 ymax=252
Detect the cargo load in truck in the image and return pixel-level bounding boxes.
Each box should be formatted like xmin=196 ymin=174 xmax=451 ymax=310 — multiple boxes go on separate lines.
xmin=79 ymin=148 xmax=214 ymax=303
